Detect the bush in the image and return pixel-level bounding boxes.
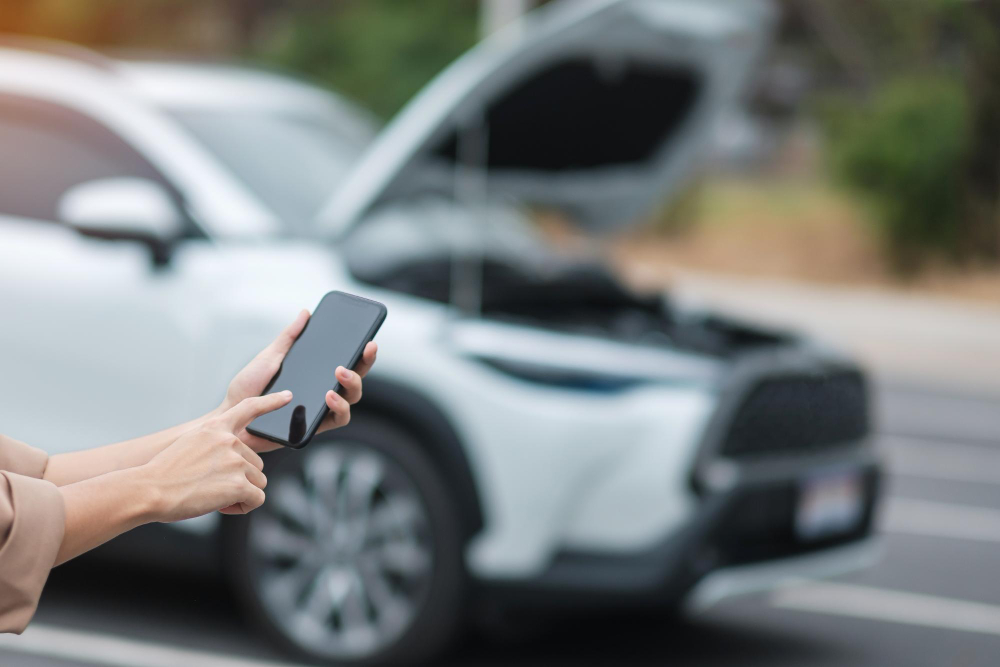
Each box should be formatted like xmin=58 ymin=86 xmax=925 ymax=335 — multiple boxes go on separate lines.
xmin=824 ymin=77 xmax=971 ymax=271
xmin=257 ymin=0 xmax=479 ymax=121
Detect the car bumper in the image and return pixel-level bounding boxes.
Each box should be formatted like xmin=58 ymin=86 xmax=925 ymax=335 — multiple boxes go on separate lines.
xmin=684 ymin=536 xmax=881 ymax=611
xmin=482 ymin=452 xmax=881 ymax=609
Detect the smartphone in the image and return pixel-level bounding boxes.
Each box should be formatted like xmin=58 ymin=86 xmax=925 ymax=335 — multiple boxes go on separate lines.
xmin=247 ymin=291 xmax=387 ymax=448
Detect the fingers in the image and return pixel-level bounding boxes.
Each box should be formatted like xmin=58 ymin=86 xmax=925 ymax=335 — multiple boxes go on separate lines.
xmin=268 ymin=309 xmax=310 ymax=357
xmin=325 ymin=389 xmax=351 ymax=427
xmin=218 ymin=448 xmax=267 ymax=515
xmin=244 ymin=483 xmax=266 ymax=511
xmin=355 ymin=342 xmax=378 ymax=378
xmin=219 ymin=482 xmax=266 ymax=515
xmin=336 ymin=341 xmax=374 ymax=403
xmin=316 ymin=342 xmax=375 ymax=434
xmin=244 ymin=461 xmax=267 ymax=491
xmin=240 ymin=430 xmax=283 ymax=454
xmin=238 ymin=484 xmax=267 ymax=513
xmin=336 ymin=366 xmax=363 ymax=404
xmin=236 ymin=442 xmax=264 ymax=471
xmin=221 ymin=391 xmax=293 ymax=432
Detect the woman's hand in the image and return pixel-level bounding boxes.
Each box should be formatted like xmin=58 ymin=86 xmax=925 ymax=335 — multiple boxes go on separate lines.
xmin=220 ymin=310 xmax=378 ymax=453
xmin=56 ymin=392 xmax=293 ymax=565
xmin=144 ymin=392 xmax=292 ymax=522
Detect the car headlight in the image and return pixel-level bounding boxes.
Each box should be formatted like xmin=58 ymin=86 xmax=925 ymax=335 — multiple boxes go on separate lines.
xmin=475 ymin=356 xmax=646 ymax=393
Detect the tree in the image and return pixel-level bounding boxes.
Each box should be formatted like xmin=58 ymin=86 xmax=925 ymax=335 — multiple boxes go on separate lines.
xmin=255 ymin=0 xmax=479 ymax=120
xmin=810 ymin=0 xmax=1000 ymax=266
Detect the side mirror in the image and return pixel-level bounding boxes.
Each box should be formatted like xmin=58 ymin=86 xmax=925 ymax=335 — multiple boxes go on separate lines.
xmin=58 ymin=178 xmax=185 ymax=268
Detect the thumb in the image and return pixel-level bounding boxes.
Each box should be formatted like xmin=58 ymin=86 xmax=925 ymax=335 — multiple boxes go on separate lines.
xmin=222 ymin=391 xmax=293 ymax=433
xmin=267 ymin=310 xmax=309 ymax=357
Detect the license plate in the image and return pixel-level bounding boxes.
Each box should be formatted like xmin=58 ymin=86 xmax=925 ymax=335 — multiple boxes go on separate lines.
xmin=795 ymin=469 xmax=864 ymax=541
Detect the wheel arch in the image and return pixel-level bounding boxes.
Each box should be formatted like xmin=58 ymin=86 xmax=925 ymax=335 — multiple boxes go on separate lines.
xmin=350 ymin=376 xmax=486 ymax=543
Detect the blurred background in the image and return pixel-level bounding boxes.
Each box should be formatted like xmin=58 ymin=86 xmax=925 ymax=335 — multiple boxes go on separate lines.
xmin=8 ymin=0 xmax=998 ymax=388
xmin=0 ymin=1 xmax=998 ymax=666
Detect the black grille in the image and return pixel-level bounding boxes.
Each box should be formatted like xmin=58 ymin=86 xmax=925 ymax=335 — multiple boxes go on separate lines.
xmin=720 ymin=371 xmax=869 ymax=457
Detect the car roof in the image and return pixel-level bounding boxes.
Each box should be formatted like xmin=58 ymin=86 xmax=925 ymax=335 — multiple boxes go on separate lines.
xmin=0 ymin=34 xmax=117 ymax=71
xmin=120 ymin=61 xmax=347 ymax=113
xmin=0 ymin=38 xmax=377 ymax=135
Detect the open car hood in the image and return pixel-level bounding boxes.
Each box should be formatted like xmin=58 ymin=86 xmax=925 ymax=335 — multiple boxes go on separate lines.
xmin=318 ymin=0 xmax=775 ymax=236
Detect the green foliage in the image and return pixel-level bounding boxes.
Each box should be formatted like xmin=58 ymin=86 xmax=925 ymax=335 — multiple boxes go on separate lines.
xmin=257 ymin=0 xmax=479 ymax=120
xmin=824 ymin=77 xmax=971 ymax=270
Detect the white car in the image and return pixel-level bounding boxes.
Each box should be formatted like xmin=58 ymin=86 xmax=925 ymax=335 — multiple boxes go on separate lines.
xmin=0 ymin=0 xmax=880 ymax=664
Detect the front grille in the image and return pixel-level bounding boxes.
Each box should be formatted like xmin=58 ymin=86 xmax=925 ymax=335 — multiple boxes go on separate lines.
xmin=720 ymin=371 xmax=869 ymax=458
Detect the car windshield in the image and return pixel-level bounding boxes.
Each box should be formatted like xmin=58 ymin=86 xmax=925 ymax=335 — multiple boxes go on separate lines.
xmin=169 ymin=109 xmax=369 ymax=231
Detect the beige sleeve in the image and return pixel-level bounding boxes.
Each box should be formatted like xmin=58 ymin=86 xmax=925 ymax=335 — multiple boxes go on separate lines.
xmin=0 ymin=436 xmax=66 ymax=634
xmin=0 ymin=434 xmax=50 ymax=480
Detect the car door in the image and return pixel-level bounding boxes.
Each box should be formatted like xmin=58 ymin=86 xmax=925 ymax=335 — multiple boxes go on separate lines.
xmin=0 ymin=94 xmax=207 ymax=453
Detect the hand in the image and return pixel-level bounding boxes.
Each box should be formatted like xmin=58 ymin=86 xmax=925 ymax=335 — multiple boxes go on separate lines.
xmin=220 ymin=309 xmax=378 ymax=453
xmin=144 ymin=392 xmax=292 ymax=521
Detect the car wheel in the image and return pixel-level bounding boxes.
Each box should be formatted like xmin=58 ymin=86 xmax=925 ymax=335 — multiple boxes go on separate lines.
xmin=225 ymin=415 xmax=465 ymax=665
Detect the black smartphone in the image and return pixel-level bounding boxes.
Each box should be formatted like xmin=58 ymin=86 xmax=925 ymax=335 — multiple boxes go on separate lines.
xmin=247 ymin=291 xmax=387 ymax=449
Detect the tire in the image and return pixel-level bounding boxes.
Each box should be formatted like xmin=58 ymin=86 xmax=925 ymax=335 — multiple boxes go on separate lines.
xmin=224 ymin=414 xmax=466 ymax=666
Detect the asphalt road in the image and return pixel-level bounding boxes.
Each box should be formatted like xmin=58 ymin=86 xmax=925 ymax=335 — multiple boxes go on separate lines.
xmin=3 ymin=382 xmax=998 ymax=667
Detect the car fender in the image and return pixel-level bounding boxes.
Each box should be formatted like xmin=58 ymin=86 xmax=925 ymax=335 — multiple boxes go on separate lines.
xmin=351 ymin=376 xmax=486 ymax=542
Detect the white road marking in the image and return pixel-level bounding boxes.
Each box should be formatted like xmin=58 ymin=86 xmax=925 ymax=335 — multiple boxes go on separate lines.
xmin=882 ymin=435 xmax=1000 ymax=485
xmin=0 ymin=622 xmax=307 ymax=667
xmin=772 ymin=582 xmax=1000 ymax=636
xmin=881 ymin=497 xmax=1000 ymax=543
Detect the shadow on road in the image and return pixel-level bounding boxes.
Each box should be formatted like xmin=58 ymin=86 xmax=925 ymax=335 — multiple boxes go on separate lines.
xmin=450 ymin=612 xmax=852 ymax=667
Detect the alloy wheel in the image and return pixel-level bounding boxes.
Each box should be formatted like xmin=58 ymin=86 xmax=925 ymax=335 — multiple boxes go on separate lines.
xmin=246 ymin=443 xmax=435 ymax=660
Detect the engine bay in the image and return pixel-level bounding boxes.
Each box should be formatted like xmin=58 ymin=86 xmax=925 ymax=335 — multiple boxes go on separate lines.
xmin=344 ymin=198 xmax=792 ymax=359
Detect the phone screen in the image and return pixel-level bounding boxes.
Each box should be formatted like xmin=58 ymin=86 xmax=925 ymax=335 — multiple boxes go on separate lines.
xmin=248 ymin=292 xmax=385 ymax=447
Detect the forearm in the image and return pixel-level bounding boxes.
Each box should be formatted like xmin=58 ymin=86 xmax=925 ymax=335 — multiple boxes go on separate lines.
xmin=55 ymin=465 xmax=161 ymax=565
xmin=43 ymin=409 xmax=221 ymax=486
